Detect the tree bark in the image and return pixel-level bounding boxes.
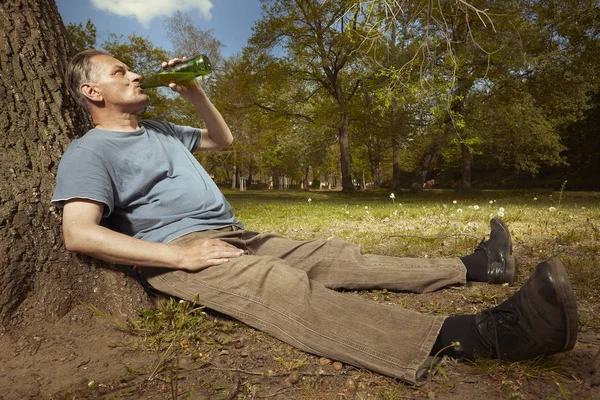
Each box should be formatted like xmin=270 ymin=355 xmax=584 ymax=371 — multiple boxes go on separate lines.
xmin=0 ymin=0 xmax=150 ymax=329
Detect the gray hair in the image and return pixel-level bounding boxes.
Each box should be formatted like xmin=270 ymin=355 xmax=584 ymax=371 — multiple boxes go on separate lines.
xmin=66 ymin=49 xmax=111 ymax=107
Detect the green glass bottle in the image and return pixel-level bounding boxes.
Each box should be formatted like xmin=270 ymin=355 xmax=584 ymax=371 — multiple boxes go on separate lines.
xmin=140 ymin=55 xmax=212 ymax=89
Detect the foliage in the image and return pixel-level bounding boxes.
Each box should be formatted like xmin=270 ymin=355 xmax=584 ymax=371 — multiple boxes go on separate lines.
xmin=63 ymin=1 xmax=600 ymax=190
xmin=66 ymin=19 xmax=97 ymax=54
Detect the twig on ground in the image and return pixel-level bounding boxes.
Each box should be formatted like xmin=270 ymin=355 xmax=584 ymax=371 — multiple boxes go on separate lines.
xmin=223 ymin=373 xmax=241 ymax=400
xmin=203 ymin=366 xmax=336 ymax=377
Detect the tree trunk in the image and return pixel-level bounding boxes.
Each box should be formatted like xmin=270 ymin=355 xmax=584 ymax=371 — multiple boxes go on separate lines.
xmin=338 ymin=110 xmax=355 ymax=192
xmin=459 ymin=141 xmax=473 ymax=191
xmin=303 ymin=166 xmax=309 ymax=191
xmin=391 ymin=137 xmax=402 ymax=190
xmin=0 ymin=0 xmax=150 ymax=329
xmin=411 ymin=141 xmax=444 ymax=192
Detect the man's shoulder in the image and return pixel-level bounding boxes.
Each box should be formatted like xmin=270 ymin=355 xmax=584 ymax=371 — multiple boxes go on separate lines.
xmin=140 ymin=119 xmax=175 ymax=134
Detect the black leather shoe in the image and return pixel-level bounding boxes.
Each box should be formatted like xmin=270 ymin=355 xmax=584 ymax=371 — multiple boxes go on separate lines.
xmin=474 ymin=258 xmax=578 ymax=362
xmin=477 ymin=218 xmax=516 ymax=284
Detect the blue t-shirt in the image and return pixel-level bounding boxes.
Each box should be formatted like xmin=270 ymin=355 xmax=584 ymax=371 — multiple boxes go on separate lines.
xmin=51 ymin=120 xmax=242 ymax=243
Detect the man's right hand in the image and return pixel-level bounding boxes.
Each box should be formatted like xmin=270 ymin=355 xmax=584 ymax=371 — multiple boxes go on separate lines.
xmin=175 ymin=238 xmax=245 ymax=272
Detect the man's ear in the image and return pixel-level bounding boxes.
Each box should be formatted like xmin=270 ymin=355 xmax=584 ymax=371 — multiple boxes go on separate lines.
xmin=80 ymin=83 xmax=103 ymax=103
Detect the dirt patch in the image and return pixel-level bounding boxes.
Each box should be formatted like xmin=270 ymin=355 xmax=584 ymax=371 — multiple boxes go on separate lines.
xmin=1 ymin=278 xmax=598 ymax=400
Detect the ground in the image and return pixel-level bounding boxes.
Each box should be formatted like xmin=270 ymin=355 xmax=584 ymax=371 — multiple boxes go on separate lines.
xmin=1 ymin=190 xmax=599 ymax=399
xmin=1 ymin=276 xmax=598 ymax=399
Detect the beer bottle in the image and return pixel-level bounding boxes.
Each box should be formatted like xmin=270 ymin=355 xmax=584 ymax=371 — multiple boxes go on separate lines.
xmin=140 ymin=55 xmax=212 ymax=89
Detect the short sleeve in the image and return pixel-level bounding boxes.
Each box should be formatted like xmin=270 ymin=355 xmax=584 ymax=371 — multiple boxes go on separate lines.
xmin=51 ymin=146 xmax=114 ymax=217
xmin=170 ymin=122 xmax=202 ymax=152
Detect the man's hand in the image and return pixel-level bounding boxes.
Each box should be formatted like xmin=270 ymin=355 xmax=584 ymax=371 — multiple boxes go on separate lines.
xmin=162 ymin=57 xmax=205 ymax=101
xmin=175 ymin=238 xmax=245 ymax=272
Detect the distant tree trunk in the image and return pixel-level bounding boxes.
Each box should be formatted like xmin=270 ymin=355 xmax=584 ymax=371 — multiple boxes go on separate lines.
xmin=0 ymin=0 xmax=151 ymax=329
xmin=459 ymin=142 xmax=473 ymax=190
xmin=411 ymin=140 xmax=445 ymax=192
xmin=338 ymin=110 xmax=355 ymax=192
xmin=303 ymin=166 xmax=309 ymax=191
xmin=247 ymin=164 xmax=253 ymax=184
xmin=391 ymin=137 xmax=402 ymax=190
xmin=231 ymin=165 xmax=238 ymax=189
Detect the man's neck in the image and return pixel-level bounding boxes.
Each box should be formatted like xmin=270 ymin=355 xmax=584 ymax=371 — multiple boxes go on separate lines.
xmin=92 ymin=111 xmax=141 ymax=132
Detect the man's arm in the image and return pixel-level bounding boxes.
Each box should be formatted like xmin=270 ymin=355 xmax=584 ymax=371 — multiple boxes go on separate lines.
xmin=164 ymin=58 xmax=233 ymax=151
xmin=62 ymin=199 xmax=244 ymax=271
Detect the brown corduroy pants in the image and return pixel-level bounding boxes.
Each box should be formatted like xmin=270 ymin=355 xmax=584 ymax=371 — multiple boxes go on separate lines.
xmin=143 ymin=227 xmax=466 ymax=383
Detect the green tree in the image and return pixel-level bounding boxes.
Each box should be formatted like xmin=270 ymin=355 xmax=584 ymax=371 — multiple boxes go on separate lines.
xmin=66 ymin=19 xmax=96 ymax=54
xmin=250 ymin=0 xmax=372 ymax=192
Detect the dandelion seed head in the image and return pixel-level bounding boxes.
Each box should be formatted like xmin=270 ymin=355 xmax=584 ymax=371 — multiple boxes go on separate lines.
xmin=499 ymin=207 xmax=505 ymax=213
xmin=498 ymin=211 xmax=505 ymax=217
xmin=457 ymin=208 xmax=463 ymax=213
xmin=308 ymin=198 xmax=312 ymax=203
xmin=390 ymin=193 xmax=396 ymax=199
xmin=549 ymin=206 xmax=557 ymax=212
xmin=473 ymin=205 xmax=480 ymax=210
xmin=453 ymin=200 xmax=457 ymax=204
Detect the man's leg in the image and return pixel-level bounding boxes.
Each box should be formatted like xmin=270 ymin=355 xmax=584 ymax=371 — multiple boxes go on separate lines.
xmin=207 ymin=218 xmax=513 ymax=293
xmin=145 ymin=232 xmax=445 ymax=383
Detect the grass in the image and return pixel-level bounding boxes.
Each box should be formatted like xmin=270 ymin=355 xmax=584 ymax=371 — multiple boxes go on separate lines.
xmin=89 ymin=188 xmax=600 ymax=399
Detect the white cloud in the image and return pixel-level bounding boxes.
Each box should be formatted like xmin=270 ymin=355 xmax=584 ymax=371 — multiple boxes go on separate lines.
xmin=90 ymin=0 xmax=213 ymax=28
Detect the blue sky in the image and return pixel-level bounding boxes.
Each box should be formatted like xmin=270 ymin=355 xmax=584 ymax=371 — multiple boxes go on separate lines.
xmin=55 ymin=0 xmax=264 ymax=58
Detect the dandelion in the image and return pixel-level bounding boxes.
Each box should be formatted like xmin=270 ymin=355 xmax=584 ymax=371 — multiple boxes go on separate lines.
xmin=365 ymin=206 xmax=369 ymax=210
xmin=451 ymin=221 xmax=460 ymax=229
xmin=533 ymin=197 xmax=538 ymax=201
xmin=499 ymin=207 xmax=505 ymax=212
xmin=393 ymin=210 xmax=398 ymax=216
xmin=443 ymin=204 xmax=448 ymax=209
xmin=308 ymin=198 xmax=312 ymax=203
xmin=582 ymin=207 xmax=586 ymax=210
xmin=549 ymin=206 xmax=557 ymax=212
xmin=489 ymin=213 xmax=494 ymax=218
xmin=457 ymin=208 xmax=463 ymax=213
xmin=345 ymin=210 xmax=349 ymax=215
xmin=489 ymin=200 xmax=494 ymax=204
xmin=390 ymin=193 xmax=395 ymax=204
xmin=473 ymin=205 xmax=480 ymax=210
xmin=453 ymin=200 xmax=457 ymax=204
xmin=366 ymin=210 xmax=370 ymax=214
xmin=498 ymin=211 xmax=505 ymax=218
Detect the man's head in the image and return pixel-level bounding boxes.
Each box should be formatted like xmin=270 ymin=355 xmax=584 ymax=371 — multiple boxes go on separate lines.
xmin=66 ymin=49 xmax=148 ymax=113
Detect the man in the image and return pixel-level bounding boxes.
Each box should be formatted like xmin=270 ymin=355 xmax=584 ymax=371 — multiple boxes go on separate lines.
xmin=52 ymin=49 xmax=578 ymax=383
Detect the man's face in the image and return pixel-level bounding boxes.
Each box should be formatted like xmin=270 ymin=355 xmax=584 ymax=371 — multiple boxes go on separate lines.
xmin=85 ymin=54 xmax=149 ymax=111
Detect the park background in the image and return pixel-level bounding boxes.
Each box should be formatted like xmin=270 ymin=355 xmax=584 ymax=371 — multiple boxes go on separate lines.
xmin=0 ymin=1 xmax=599 ymax=399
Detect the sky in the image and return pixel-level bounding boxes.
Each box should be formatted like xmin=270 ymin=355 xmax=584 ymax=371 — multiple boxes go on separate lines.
xmin=55 ymin=0 xmax=265 ymax=58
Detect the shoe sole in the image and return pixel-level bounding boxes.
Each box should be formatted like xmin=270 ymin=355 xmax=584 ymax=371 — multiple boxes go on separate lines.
xmin=492 ymin=218 xmax=516 ymax=285
xmin=545 ymin=257 xmax=578 ymax=351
